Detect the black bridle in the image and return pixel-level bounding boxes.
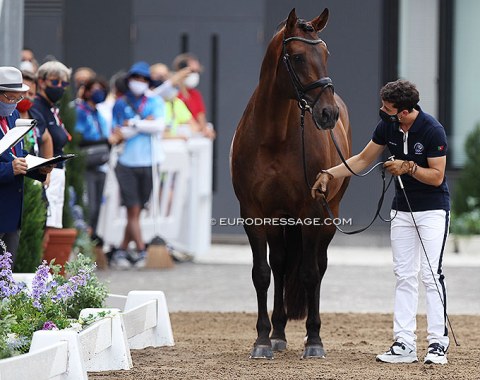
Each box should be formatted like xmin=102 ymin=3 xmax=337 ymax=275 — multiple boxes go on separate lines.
xmin=283 ymin=34 xmax=394 ymax=235
xmin=282 ymin=35 xmax=334 ymax=112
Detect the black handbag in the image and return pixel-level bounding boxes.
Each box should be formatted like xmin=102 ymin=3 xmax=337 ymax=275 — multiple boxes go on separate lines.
xmin=82 ymin=144 xmax=110 ymax=168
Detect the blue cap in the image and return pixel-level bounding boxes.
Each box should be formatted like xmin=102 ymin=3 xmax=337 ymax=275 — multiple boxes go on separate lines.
xmin=128 ymin=61 xmax=150 ymax=80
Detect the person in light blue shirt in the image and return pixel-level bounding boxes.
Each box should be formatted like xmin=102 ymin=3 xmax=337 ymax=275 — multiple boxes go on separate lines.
xmin=111 ymin=61 xmax=165 ymax=269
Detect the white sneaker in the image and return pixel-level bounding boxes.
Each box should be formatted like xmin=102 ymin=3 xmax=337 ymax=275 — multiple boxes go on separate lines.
xmin=424 ymin=343 xmax=448 ymax=365
xmin=376 ymin=341 xmax=418 ymax=363
xmin=110 ymin=250 xmax=132 ymax=270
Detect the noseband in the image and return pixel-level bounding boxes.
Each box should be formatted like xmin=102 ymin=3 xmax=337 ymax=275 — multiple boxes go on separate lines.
xmin=282 ymin=35 xmax=334 ymax=111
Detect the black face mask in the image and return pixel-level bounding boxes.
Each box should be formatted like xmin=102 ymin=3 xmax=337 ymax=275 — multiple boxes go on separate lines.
xmin=150 ymin=79 xmax=164 ymax=89
xmin=45 ymin=86 xmax=65 ymax=103
xmin=379 ymin=109 xmax=400 ymax=126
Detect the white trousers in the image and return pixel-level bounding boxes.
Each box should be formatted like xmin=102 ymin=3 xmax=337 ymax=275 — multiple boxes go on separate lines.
xmin=390 ymin=209 xmax=449 ymax=351
xmin=45 ymin=168 xmax=65 ymax=229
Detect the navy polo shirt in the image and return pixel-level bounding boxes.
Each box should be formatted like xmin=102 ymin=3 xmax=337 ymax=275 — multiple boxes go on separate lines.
xmin=372 ymin=106 xmax=450 ymax=212
xmin=32 ymin=95 xmax=69 ymax=168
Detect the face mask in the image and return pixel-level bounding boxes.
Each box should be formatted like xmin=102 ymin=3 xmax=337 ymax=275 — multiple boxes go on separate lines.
xmin=150 ymin=79 xmax=164 ymax=88
xmin=16 ymin=98 xmax=34 ymax=113
xmin=45 ymin=86 xmax=65 ymax=103
xmin=184 ymin=72 xmax=200 ymax=89
xmin=91 ymin=89 xmax=107 ymax=104
xmin=0 ymin=101 xmax=17 ymax=116
xmin=128 ymin=80 xmax=149 ymax=96
xmin=379 ymin=109 xmax=400 ymax=126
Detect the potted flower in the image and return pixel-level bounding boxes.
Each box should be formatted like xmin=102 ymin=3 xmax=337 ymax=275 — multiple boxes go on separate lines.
xmin=0 ymin=247 xmax=107 ymax=357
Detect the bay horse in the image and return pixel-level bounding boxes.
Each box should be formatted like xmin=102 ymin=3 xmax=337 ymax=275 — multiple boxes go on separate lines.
xmin=230 ymin=8 xmax=351 ymax=359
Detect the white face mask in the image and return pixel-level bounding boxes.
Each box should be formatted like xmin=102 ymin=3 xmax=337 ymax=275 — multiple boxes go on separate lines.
xmin=184 ymin=72 xmax=200 ymax=89
xmin=128 ymin=80 xmax=149 ymax=96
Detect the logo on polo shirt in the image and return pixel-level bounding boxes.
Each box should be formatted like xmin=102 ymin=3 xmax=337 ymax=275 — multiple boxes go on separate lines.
xmin=414 ymin=142 xmax=424 ymax=154
xmin=438 ymin=145 xmax=445 ymax=151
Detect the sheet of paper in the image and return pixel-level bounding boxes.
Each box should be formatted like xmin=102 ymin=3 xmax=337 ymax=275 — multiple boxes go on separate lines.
xmin=0 ymin=126 xmax=33 ymax=156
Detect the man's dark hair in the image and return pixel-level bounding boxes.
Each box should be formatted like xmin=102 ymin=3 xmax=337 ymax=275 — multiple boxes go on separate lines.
xmin=380 ymin=79 xmax=420 ymax=112
xmin=82 ymin=76 xmax=109 ymax=100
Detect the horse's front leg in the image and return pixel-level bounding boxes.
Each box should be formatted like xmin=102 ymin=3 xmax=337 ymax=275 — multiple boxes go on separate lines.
xmin=267 ymin=226 xmax=288 ymax=352
xmin=244 ymin=223 xmax=273 ymax=359
xmin=301 ymin=224 xmax=335 ymax=359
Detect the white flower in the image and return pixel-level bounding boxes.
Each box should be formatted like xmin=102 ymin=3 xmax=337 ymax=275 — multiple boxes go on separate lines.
xmin=66 ymin=322 xmax=83 ymax=332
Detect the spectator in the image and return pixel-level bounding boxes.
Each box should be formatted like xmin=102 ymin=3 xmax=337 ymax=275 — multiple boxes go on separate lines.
xmin=75 ymin=76 xmax=122 ymax=244
xmin=149 ymin=63 xmax=199 ymax=138
xmin=0 ymin=67 xmax=51 ymax=263
xmin=32 ymin=60 xmax=72 ymax=230
xmin=18 ymin=70 xmax=54 ymax=160
xmin=97 ymin=71 xmax=128 ymax=130
xmin=111 ymin=61 xmax=165 ymax=268
xmin=73 ymin=67 xmax=96 ymax=100
xmin=149 ymin=62 xmax=191 ymax=102
xmin=172 ymin=53 xmax=216 ymax=139
xmin=20 ymin=47 xmax=39 ymax=73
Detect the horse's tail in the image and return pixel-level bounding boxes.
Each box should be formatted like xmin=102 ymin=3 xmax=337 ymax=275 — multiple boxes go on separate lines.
xmin=284 ymin=225 xmax=307 ymax=320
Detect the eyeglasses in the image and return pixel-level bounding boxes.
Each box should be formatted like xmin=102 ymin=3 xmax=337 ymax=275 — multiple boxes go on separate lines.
xmin=47 ymin=79 xmax=70 ymax=88
xmin=2 ymin=93 xmax=25 ymax=104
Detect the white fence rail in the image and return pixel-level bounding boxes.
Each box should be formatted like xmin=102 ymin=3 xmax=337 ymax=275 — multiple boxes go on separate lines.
xmin=0 ymin=291 xmax=173 ymax=380
xmin=96 ymin=138 xmax=213 ymax=257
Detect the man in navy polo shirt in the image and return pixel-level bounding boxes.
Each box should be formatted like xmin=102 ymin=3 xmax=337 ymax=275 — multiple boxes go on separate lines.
xmin=311 ymin=79 xmax=450 ymax=365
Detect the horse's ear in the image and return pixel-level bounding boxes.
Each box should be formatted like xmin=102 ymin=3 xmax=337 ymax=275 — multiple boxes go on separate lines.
xmin=311 ymin=8 xmax=329 ymax=33
xmin=286 ymin=8 xmax=297 ymax=32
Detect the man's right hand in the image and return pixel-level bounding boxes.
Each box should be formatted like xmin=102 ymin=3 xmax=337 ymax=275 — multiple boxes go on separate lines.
xmin=311 ymin=170 xmax=334 ymax=200
xmin=12 ymin=157 xmax=28 ymax=176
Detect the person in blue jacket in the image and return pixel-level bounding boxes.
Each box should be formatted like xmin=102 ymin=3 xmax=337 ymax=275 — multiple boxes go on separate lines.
xmin=111 ymin=61 xmax=165 ymax=269
xmin=0 ymin=67 xmax=53 ymax=263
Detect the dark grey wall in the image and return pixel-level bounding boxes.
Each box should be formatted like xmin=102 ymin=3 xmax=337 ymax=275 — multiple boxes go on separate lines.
xmin=23 ymin=0 xmax=391 ymax=241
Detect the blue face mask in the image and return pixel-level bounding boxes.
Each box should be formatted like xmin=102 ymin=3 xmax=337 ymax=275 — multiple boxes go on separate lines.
xmin=0 ymin=101 xmax=17 ymax=117
xmin=91 ymin=89 xmax=106 ymax=104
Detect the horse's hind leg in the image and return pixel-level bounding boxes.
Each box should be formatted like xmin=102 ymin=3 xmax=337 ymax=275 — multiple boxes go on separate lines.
xmin=267 ymin=226 xmax=288 ymax=351
xmin=245 ymin=223 xmax=273 ymax=359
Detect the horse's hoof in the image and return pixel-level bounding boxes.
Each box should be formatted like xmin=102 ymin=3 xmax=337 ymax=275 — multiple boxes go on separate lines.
xmin=250 ymin=345 xmax=274 ymax=359
xmin=271 ymin=339 xmax=287 ymax=352
xmin=301 ymin=345 xmax=326 ymax=359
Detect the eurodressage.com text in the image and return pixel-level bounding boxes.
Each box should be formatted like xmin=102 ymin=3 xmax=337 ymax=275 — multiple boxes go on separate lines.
xmin=211 ymin=217 xmax=353 ymax=226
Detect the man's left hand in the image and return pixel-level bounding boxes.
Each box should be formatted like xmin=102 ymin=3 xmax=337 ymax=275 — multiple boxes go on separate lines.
xmin=384 ymin=159 xmax=411 ymax=176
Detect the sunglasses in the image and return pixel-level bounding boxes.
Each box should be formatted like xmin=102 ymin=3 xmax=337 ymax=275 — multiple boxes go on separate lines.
xmin=47 ymin=79 xmax=70 ymax=88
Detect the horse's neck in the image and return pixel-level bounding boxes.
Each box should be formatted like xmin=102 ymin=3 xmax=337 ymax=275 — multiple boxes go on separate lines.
xmin=252 ymin=84 xmax=297 ymax=143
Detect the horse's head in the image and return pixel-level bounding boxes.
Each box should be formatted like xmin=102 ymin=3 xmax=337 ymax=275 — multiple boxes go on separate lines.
xmin=280 ymin=8 xmax=339 ymax=130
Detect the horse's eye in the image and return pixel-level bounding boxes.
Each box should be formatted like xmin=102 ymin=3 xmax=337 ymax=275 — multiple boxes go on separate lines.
xmin=293 ymin=54 xmax=304 ymax=63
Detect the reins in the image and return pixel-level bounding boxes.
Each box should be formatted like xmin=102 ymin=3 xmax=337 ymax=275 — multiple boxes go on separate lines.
xmin=298 ymin=103 xmax=394 ymax=234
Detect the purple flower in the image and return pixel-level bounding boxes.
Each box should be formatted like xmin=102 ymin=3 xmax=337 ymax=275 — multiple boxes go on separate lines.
xmin=0 ymin=251 xmax=20 ymax=298
xmin=52 ymin=269 xmax=90 ymax=303
xmin=31 ymin=261 xmax=51 ymax=309
xmin=42 ymin=321 xmax=59 ymax=331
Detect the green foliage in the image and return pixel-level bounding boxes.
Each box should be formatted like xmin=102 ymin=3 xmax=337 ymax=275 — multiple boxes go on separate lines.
xmin=15 ymin=179 xmax=46 ymax=272
xmin=63 ymin=253 xmax=108 ymax=318
xmin=15 ymin=130 xmax=47 ymax=272
xmin=452 ymin=123 xmax=480 ymax=234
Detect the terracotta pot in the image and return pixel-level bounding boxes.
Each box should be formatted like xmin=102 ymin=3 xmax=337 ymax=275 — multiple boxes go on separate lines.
xmin=42 ymin=228 xmax=77 ymax=276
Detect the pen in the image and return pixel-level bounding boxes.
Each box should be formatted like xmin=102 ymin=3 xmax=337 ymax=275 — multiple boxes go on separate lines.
xmin=9 ymin=151 xmax=17 ymax=159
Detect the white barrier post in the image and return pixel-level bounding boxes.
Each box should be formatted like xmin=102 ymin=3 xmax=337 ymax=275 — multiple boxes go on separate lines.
xmin=124 ymin=290 xmax=174 ymax=348
xmin=30 ymin=330 xmax=87 ymax=380
xmin=78 ymin=308 xmax=132 ymax=371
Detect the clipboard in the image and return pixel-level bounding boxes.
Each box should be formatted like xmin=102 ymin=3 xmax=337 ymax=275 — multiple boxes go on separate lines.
xmin=0 ymin=119 xmax=37 ymax=156
xmin=25 ymin=153 xmax=76 ymax=172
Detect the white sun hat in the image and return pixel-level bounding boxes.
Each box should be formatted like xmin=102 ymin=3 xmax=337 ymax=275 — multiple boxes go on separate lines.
xmin=0 ymin=66 xmax=30 ymax=92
